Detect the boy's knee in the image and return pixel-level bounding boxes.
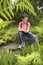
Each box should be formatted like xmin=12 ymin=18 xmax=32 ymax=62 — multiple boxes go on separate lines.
xmin=33 ymin=35 xmax=39 ymax=44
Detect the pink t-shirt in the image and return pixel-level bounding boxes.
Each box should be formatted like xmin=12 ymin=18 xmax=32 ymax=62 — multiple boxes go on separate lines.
xmin=18 ymin=21 xmax=30 ymax=31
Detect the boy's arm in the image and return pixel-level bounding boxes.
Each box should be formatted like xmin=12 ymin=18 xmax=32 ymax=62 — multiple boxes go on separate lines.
xmin=18 ymin=22 xmax=22 ymax=31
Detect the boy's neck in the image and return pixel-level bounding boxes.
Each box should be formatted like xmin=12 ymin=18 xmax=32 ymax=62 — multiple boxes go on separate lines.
xmin=22 ymin=21 xmax=27 ymax=23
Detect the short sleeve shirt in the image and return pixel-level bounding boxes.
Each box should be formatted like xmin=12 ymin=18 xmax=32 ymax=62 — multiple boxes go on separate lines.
xmin=18 ymin=21 xmax=30 ymax=30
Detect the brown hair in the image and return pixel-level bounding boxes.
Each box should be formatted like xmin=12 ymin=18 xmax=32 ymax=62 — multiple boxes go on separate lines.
xmin=22 ymin=13 xmax=28 ymax=19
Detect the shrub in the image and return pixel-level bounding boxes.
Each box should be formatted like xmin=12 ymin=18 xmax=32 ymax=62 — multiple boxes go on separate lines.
xmin=0 ymin=50 xmax=42 ymax=65
xmin=0 ymin=19 xmax=18 ymax=44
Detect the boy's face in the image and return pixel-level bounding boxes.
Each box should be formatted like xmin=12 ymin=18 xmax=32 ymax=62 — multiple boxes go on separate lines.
xmin=22 ymin=17 xmax=28 ymax=22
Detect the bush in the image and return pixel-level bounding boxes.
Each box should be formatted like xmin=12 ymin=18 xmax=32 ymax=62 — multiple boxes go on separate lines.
xmin=0 ymin=50 xmax=42 ymax=65
xmin=0 ymin=19 xmax=18 ymax=44
xmin=30 ymin=25 xmax=43 ymax=42
xmin=0 ymin=50 xmax=17 ymax=65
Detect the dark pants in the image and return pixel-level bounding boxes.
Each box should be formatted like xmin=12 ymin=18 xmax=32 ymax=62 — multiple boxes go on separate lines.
xmin=18 ymin=31 xmax=36 ymax=44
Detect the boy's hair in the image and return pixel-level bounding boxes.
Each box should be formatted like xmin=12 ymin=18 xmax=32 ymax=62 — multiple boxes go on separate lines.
xmin=22 ymin=13 xmax=28 ymax=19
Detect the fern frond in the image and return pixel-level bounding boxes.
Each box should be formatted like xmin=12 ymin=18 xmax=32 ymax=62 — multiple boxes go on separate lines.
xmin=14 ymin=0 xmax=36 ymax=16
xmin=16 ymin=4 xmax=19 ymax=12
xmin=5 ymin=10 xmax=12 ymax=19
xmin=0 ymin=0 xmax=14 ymax=20
xmin=0 ymin=12 xmax=8 ymax=20
xmin=8 ymin=8 xmax=14 ymax=17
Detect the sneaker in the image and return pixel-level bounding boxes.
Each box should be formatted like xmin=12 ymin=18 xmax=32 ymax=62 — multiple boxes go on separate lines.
xmin=18 ymin=44 xmax=22 ymax=49
xmin=21 ymin=42 xmax=25 ymax=48
xmin=18 ymin=42 xmax=25 ymax=49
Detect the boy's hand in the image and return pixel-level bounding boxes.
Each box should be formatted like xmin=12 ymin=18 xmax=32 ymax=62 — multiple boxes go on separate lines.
xmin=18 ymin=28 xmax=23 ymax=31
xmin=24 ymin=30 xmax=28 ymax=33
xmin=18 ymin=28 xmax=28 ymax=32
xmin=21 ymin=29 xmax=28 ymax=33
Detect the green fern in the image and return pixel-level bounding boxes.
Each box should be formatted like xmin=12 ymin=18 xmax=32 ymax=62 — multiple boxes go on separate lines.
xmin=0 ymin=0 xmax=14 ymax=20
xmin=5 ymin=10 xmax=12 ymax=19
xmin=15 ymin=0 xmax=36 ymax=16
xmin=1 ymin=12 xmax=8 ymax=20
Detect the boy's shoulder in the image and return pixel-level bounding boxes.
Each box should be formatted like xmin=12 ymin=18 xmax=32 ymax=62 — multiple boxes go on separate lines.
xmin=19 ymin=21 xmax=30 ymax=24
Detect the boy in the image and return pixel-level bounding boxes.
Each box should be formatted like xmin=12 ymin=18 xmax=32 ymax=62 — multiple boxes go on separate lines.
xmin=18 ymin=14 xmax=38 ymax=48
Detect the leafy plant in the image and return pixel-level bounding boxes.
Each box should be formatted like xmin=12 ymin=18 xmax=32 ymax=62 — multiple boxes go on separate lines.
xmin=0 ymin=0 xmax=14 ymax=20
xmin=14 ymin=0 xmax=36 ymax=16
xmin=0 ymin=50 xmax=42 ymax=65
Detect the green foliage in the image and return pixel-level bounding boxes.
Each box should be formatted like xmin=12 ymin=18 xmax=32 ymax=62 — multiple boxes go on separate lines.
xmin=30 ymin=26 xmax=42 ymax=36
xmin=0 ymin=0 xmax=37 ymax=20
xmin=30 ymin=26 xmax=43 ymax=38
xmin=30 ymin=0 xmax=43 ymax=19
xmin=20 ymin=45 xmax=32 ymax=56
xmin=0 ymin=19 xmax=10 ymax=29
xmin=38 ymin=19 xmax=43 ymax=27
xmin=0 ymin=50 xmax=17 ymax=65
xmin=0 ymin=0 xmax=14 ymax=20
xmin=0 ymin=1 xmax=43 ymax=65
xmin=0 ymin=50 xmax=42 ymax=65
xmin=0 ymin=19 xmax=18 ymax=44
xmin=14 ymin=0 xmax=36 ymax=16
xmin=20 ymin=43 xmax=40 ymax=56
xmin=30 ymin=19 xmax=43 ymax=42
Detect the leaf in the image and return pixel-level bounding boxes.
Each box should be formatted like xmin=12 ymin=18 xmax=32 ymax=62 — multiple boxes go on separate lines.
xmin=16 ymin=4 xmax=19 ymax=12
xmin=8 ymin=8 xmax=14 ymax=17
xmin=5 ymin=10 xmax=12 ymax=19
xmin=0 ymin=12 xmax=8 ymax=20
xmin=14 ymin=0 xmax=36 ymax=16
